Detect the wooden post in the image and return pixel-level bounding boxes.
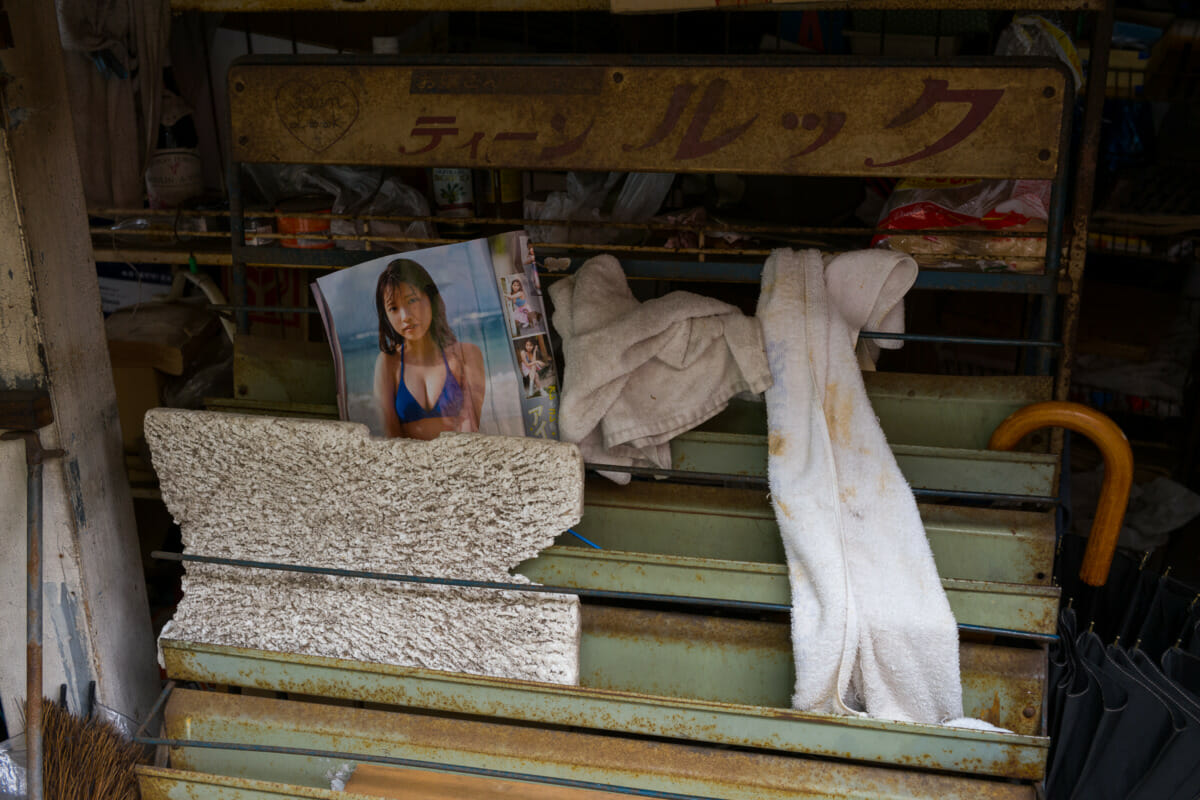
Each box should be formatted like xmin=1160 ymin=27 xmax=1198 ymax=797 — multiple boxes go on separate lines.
xmin=0 ymin=1 xmax=159 ymax=723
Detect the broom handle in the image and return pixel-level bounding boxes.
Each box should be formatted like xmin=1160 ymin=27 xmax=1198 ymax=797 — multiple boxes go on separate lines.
xmin=988 ymin=401 xmax=1133 ymax=588
xmin=26 ymin=457 xmax=43 ymax=800
xmin=2 ymin=430 xmax=63 ymax=800
xmin=1 ymin=393 xmax=63 ymax=800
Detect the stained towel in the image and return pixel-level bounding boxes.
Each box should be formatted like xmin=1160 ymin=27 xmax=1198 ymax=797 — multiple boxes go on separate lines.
xmin=550 ymin=255 xmax=772 ymax=481
xmin=756 ymin=248 xmax=963 ymax=725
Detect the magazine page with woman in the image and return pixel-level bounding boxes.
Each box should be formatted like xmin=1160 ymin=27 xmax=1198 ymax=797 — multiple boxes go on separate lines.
xmin=312 ymin=231 xmax=559 ymax=441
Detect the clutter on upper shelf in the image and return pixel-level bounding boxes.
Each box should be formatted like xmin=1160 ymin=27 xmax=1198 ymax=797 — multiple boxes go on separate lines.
xmin=244 ymin=164 xmax=437 ymax=252
xmin=995 ymin=15 xmax=1082 ymax=93
xmin=525 ymin=171 xmax=675 ymax=246
xmin=145 ymin=67 xmax=203 ymax=210
xmin=873 ymin=178 xmax=1050 ymax=274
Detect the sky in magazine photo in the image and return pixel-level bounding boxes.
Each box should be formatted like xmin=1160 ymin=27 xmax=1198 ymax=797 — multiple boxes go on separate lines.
xmin=314 ymin=238 xmax=524 ymax=439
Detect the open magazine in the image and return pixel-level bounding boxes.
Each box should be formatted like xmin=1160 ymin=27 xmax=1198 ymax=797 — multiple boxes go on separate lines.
xmin=312 ymin=231 xmax=559 ymax=441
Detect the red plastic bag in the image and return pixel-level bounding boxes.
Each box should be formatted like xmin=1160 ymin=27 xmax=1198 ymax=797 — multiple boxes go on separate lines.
xmin=874 ymin=178 xmax=1050 ymax=272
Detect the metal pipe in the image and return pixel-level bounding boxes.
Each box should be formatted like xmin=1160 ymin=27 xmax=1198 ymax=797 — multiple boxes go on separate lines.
xmin=134 ymin=737 xmax=727 ymax=800
xmin=204 ymin=306 xmax=1066 ymax=348
xmin=584 ymin=464 xmax=1059 ymax=506
xmin=858 ymin=331 xmax=1062 ymax=349
xmin=150 ymin=551 xmax=789 ymax=614
xmin=151 ymin=550 xmax=1057 ymax=642
xmin=134 ymin=680 xmax=176 ymax=739
xmin=909 ymin=487 xmax=1058 ymax=507
xmin=25 ymin=455 xmax=42 ymax=800
xmin=228 ymin=160 xmax=249 ymax=335
xmin=86 ymin=205 xmax=1048 ymax=239
xmin=1056 ymin=0 xmax=1117 ymax=401
xmin=1 ymin=427 xmax=64 ymax=800
xmin=211 ymin=304 xmax=318 ymax=315
xmin=955 ymin=624 xmax=1056 ymax=644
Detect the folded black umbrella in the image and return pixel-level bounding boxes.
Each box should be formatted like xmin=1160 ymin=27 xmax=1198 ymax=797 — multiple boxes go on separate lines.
xmin=1092 ymin=550 xmax=1141 ymax=644
xmin=1135 ymin=575 xmax=1198 ymax=661
xmin=1115 ymin=647 xmax=1200 ymax=799
xmin=1046 ymin=613 xmax=1103 ymax=799
xmin=1133 ymin=649 xmax=1200 ymax=718
xmin=1056 ymin=537 xmax=1141 ymax=645
xmin=1054 ymin=533 xmax=1085 ymax=601
xmin=1068 ymin=633 xmax=1174 ymax=800
xmin=1118 ymin=568 xmax=1162 ymax=648
xmin=1046 ymin=536 xmax=1200 ymax=797
xmin=1046 ymin=609 xmax=1077 ymax=773
xmin=1163 ymin=646 xmax=1200 ymax=697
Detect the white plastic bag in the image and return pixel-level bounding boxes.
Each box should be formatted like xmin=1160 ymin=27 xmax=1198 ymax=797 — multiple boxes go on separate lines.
xmin=0 ymin=733 xmax=27 ymax=799
xmin=338 ymin=175 xmax=436 ymax=253
xmin=526 ymin=172 xmax=674 ymax=245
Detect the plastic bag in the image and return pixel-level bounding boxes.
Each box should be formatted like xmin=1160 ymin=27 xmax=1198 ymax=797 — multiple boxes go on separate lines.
xmin=526 ymin=172 xmax=674 ymax=245
xmin=327 ymin=762 xmax=356 ymax=791
xmin=91 ymin=701 xmax=139 ymax=741
xmin=337 ymin=175 xmax=437 ymax=253
xmin=996 ymin=15 xmax=1083 ymax=93
xmin=242 ymin=165 xmax=435 ymax=251
xmin=243 ymin=164 xmax=379 ymax=212
xmin=610 ymin=173 xmax=676 ymax=226
xmin=0 ymin=733 xmax=26 ymax=799
xmin=874 ymin=178 xmax=1050 ymax=271
xmin=526 ymin=172 xmax=618 ymax=245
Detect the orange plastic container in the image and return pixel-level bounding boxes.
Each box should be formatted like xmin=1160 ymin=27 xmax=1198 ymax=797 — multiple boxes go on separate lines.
xmin=277 ymin=195 xmax=334 ymax=249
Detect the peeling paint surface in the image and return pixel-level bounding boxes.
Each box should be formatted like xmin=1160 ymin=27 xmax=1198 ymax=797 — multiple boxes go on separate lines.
xmin=48 ymin=582 xmax=93 ymax=713
xmin=0 ymin=130 xmax=46 ymax=387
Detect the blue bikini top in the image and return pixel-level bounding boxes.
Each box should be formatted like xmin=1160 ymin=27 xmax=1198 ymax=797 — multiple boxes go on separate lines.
xmin=394 ymin=343 xmax=464 ymax=423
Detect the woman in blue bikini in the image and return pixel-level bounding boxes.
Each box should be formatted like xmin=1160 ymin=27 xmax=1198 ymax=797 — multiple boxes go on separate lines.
xmin=373 ymin=259 xmax=485 ymax=440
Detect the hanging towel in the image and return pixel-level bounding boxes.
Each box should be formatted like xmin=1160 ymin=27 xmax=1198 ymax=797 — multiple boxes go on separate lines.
xmin=550 ymin=255 xmax=772 ymax=482
xmin=756 ymin=248 xmax=964 ymax=725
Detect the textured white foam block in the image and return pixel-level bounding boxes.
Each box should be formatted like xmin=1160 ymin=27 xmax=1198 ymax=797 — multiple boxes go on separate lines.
xmin=144 ymin=410 xmax=585 ymax=684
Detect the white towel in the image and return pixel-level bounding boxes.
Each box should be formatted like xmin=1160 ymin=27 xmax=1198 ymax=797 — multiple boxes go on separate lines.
xmin=550 ymin=255 xmax=772 ymax=481
xmin=756 ymin=248 xmax=964 ymax=725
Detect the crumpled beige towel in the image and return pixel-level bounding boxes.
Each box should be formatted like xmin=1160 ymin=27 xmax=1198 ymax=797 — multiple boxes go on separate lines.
xmin=550 ymin=255 xmax=772 ymax=482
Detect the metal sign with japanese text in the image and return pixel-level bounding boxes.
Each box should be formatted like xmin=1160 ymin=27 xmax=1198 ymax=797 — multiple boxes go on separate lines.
xmin=230 ymin=60 xmax=1069 ymax=179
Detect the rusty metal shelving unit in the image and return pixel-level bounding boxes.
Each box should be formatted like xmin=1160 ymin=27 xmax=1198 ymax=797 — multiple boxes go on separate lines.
xmin=95 ymin=2 xmax=1116 ymax=392
xmin=124 ymin=3 xmax=1120 ymax=799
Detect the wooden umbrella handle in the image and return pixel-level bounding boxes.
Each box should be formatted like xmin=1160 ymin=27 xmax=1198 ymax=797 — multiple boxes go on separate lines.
xmin=988 ymin=401 xmax=1133 ymax=587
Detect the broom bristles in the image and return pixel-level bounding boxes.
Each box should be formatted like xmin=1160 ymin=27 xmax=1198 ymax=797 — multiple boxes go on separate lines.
xmin=22 ymin=697 xmax=143 ymax=800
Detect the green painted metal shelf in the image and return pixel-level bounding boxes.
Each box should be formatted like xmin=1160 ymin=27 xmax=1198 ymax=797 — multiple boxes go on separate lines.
xmin=140 ymin=687 xmax=1040 ymax=800
xmin=159 ymin=604 xmax=1049 ymax=783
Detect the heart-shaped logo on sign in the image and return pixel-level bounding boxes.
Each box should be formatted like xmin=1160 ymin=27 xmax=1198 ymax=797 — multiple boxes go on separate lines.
xmin=275 ymin=80 xmax=360 ymax=153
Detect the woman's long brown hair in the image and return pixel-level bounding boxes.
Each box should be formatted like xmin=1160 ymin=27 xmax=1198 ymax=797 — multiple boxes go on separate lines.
xmin=375 ymin=259 xmax=457 ymax=355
